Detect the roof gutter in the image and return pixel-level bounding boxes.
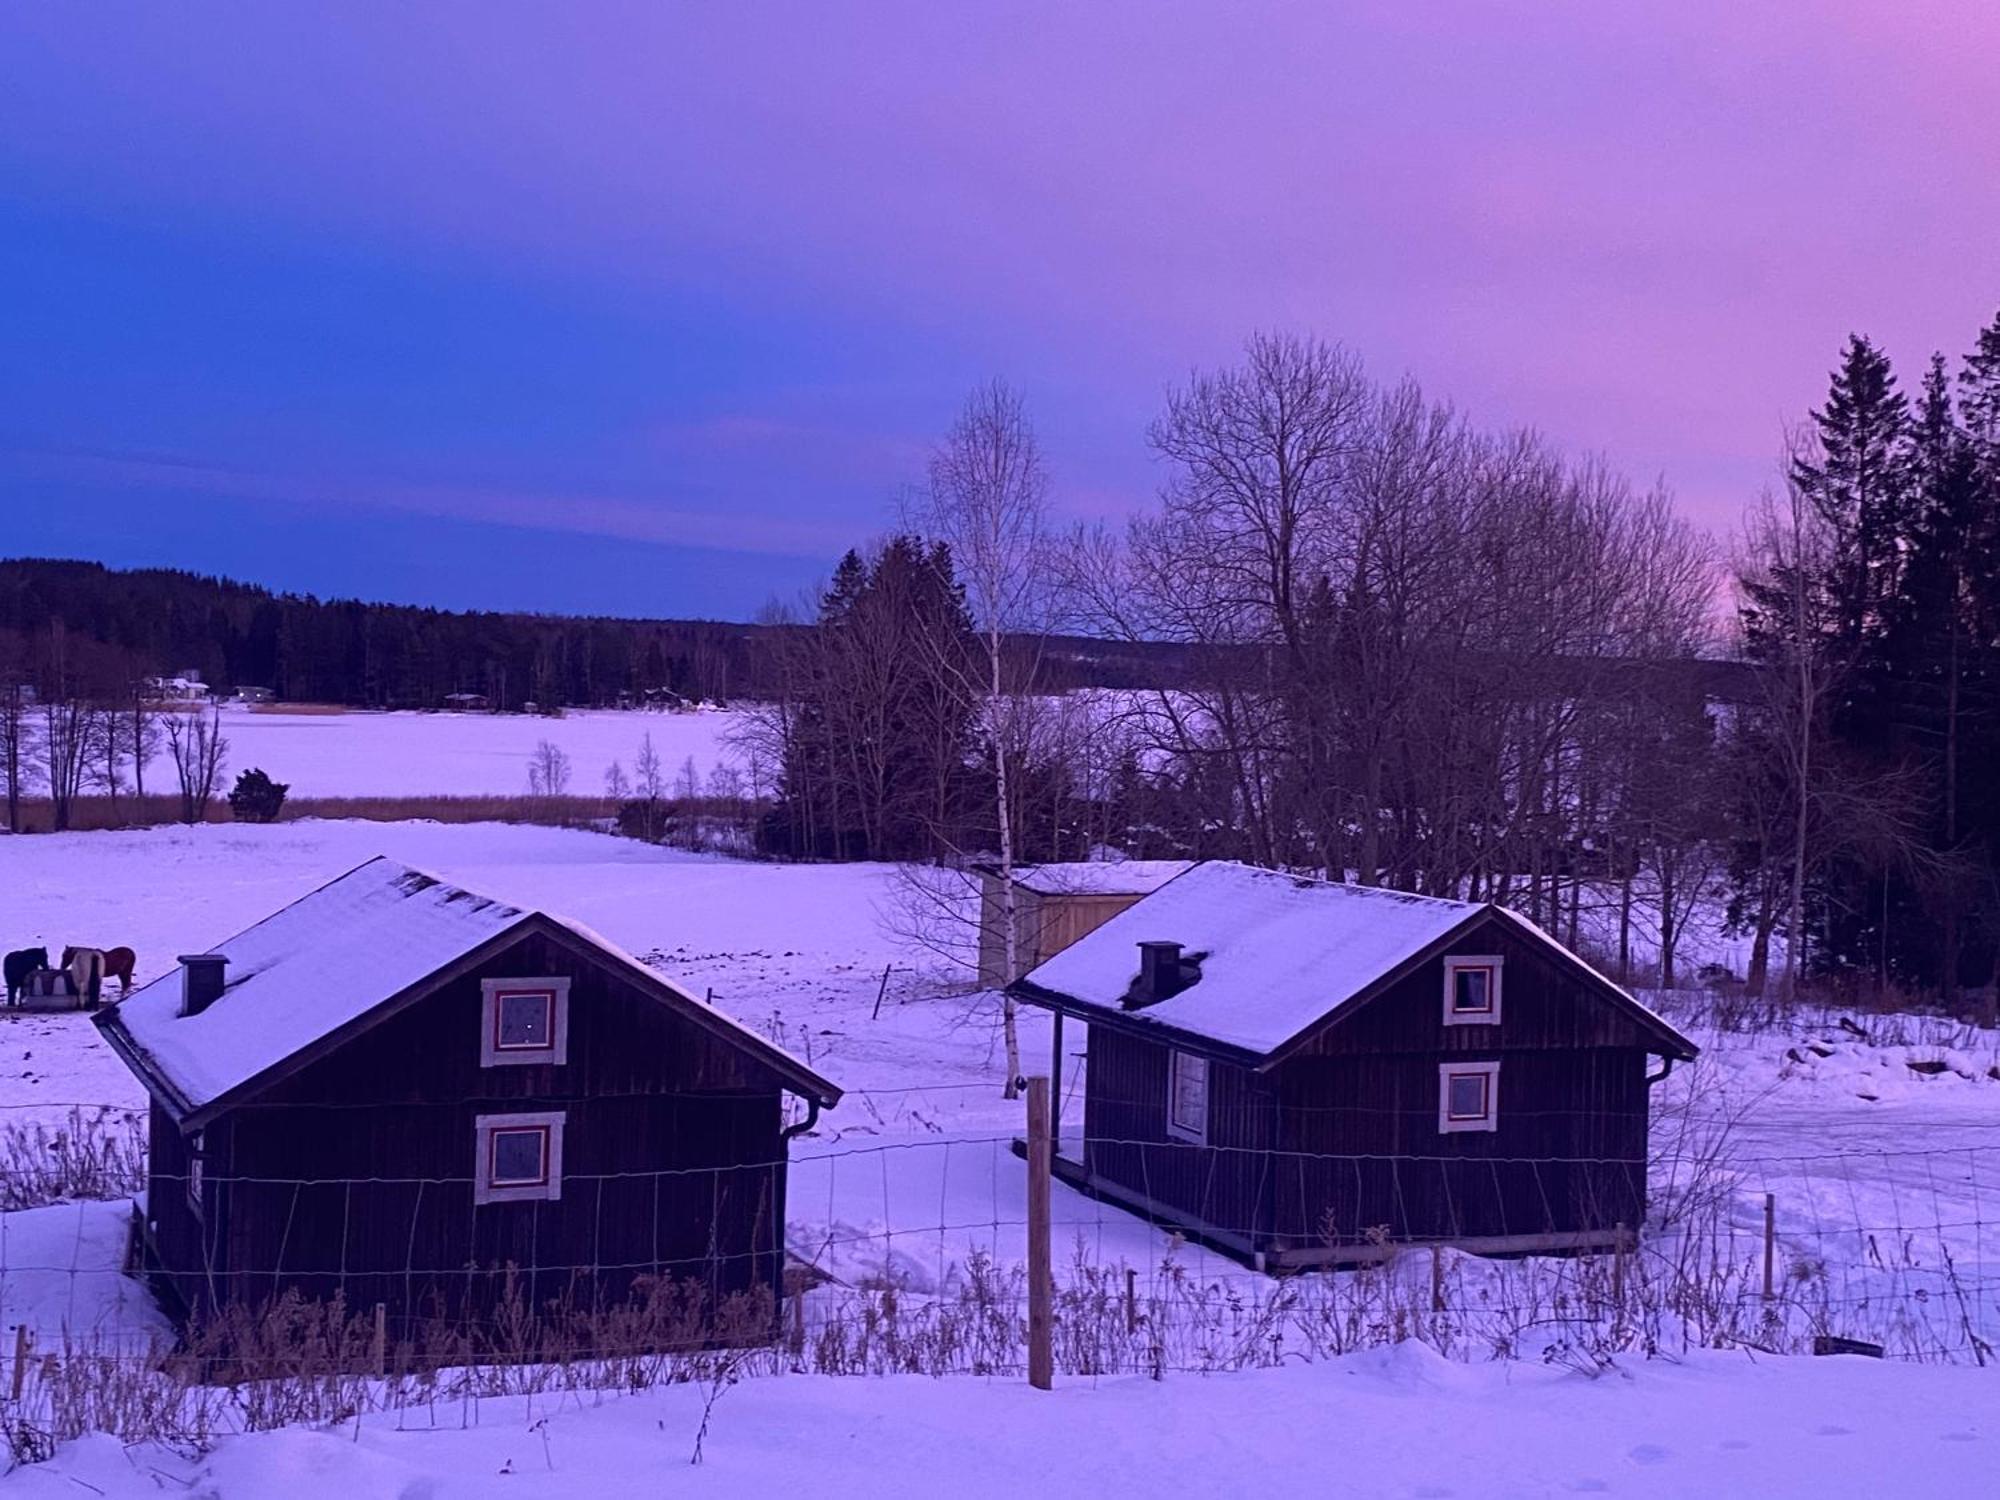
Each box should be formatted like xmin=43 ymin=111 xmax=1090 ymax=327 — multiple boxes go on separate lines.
xmin=90 ymin=1009 xmax=198 ymax=1125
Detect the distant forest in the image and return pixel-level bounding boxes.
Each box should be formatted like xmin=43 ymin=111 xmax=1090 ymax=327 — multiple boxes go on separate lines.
xmin=0 ymin=558 xmax=1177 ymax=708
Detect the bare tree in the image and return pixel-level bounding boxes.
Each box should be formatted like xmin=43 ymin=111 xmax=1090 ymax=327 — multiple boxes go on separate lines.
xmin=162 ymin=702 xmax=229 ymax=824
xmin=906 ymin=381 xmax=1053 ymax=1095
xmin=527 ymin=739 xmax=572 ymax=800
xmin=0 ymin=678 xmax=36 ymax=833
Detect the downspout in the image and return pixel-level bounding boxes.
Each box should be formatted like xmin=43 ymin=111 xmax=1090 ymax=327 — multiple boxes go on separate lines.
xmin=1644 ymin=1056 xmax=1676 ymax=1087
xmin=774 ymin=1095 xmax=824 ymax=1339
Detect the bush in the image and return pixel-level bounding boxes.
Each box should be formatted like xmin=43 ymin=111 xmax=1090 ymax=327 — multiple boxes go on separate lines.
xmin=227 ymin=767 xmax=291 ymax=823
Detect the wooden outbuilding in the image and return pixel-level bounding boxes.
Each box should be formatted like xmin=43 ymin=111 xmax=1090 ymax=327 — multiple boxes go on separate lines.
xmin=975 ymin=860 xmax=1194 ymax=986
xmin=95 ymin=858 xmax=841 ymax=1327
xmin=1010 ymin=862 xmax=1697 ymax=1271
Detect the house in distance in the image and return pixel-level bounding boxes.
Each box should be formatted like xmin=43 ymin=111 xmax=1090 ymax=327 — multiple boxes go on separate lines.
xmin=975 ymin=860 xmax=1194 ymax=986
xmin=1010 ymin=861 xmax=1696 ymax=1271
xmin=94 ymin=858 xmax=841 ymax=1328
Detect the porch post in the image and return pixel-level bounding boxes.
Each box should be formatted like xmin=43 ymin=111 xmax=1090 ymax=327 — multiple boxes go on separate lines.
xmin=1049 ymin=1010 xmax=1065 ymax=1152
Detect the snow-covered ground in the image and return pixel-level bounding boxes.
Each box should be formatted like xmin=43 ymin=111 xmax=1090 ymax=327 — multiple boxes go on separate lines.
xmin=1 ymin=819 xmax=1997 ymax=1492
xmin=3 ymin=1344 xmax=1992 ymax=1499
xmin=187 ymin=704 xmax=751 ymax=799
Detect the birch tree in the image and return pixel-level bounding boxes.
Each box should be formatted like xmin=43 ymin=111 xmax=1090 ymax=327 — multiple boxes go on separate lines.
xmin=908 ymin=381 xmax=1051 ymax=1096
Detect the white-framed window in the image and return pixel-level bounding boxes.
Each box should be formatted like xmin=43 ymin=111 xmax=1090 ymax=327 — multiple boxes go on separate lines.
xmin=186 ymin=1130 xmax=204 ymax=1217
xmin=1166 ymin=1050 xmax=1209 ymax=1144
xmin=1437 ymin=1060 xmax=1501 ymax=1134
xmin=1443 ymin=955 xmax=1504 ymax=1026
xmin=479 ymin=976 xmax=571 ymax=1067
xmin=474 ymin=1111 xmax=566 ymax=1204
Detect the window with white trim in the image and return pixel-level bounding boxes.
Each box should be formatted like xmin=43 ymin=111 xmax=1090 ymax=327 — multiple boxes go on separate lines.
xmin=479 ymin=977 xmax=571 ymax=1067
xmin=1437 ymin=1060 xmax=1500 ymax=1134
xmin=1166 ymin=1050 xmax=1209 ymax=1144
xmin=1442 ymin=955 xmax=1503 ymax=1026
xmin=474 ymin=1111 xmax=566 ymax=1204
xmin=186 ymin=1130 xmax=204 ymax=1217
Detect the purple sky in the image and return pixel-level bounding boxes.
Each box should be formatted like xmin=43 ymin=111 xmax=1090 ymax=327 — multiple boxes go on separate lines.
xmin=2 ymin=3 xmax=1996 ymax=618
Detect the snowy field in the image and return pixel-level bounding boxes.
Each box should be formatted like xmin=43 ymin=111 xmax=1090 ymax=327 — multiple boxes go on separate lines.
xmin=193 ymin=704 xmax=750 ymax=798
xmin=2 ymin=1345 xmax=1991 ymax=1499
xmin=1 ymin=819 xmax=1997 ymax=1492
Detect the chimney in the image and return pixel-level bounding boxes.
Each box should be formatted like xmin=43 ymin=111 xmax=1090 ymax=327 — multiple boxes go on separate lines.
xmin=1131 ymin=940 xmax=1188 ymax=1008
xmin=178 ymin=954 xmax=229 ymax=1017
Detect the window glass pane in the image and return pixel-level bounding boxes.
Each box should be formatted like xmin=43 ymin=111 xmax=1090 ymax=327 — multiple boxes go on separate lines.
xmin=1452 ymin=967 xmax=1490 ymax=1012
xmin=491 ymin=1128 xmax=547 ymax=1184
xmin=497 ymin=991 xmax=553 ymax=1048
xmin=1171 ymin=1053 xmax=1206 ymax=1131
xmin=1447 ymin=1074 xmax=1488 ymax=1119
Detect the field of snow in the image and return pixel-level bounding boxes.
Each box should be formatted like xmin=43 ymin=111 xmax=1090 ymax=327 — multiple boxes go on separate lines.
xmin=0 ymin=819 xmax=1997 ymax=1490
xmin=181 ymin=704 xmax=752 ymax=799
xmin=3 ymin=1343 xmax=1991 ymax=1499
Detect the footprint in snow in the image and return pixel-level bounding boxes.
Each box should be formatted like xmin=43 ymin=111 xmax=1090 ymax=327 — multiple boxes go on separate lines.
xmin=1814 ymin=1425 xmax=1853 ymax=1438
xmin=1940 ymin=1431 xmax=1977 ymax=1443
xmin=1568 ymin=1480 xmax=1611 ymax=1493
xmin=1627 ymin=1443 xmax=1670 ymax=1465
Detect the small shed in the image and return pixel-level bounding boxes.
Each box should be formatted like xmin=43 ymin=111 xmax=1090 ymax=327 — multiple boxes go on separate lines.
xmin=94 ymin=858 xmax=841 ymax=1328
xmin=975 ymin=860 xmax=1194 ymax=986
xmin=1010 ymin=862 xmax=1696 ymax=1270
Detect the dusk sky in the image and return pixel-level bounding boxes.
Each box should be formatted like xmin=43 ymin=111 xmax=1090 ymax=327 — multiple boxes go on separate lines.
xmin=3 ymin=3 xmax=1996 ymax=620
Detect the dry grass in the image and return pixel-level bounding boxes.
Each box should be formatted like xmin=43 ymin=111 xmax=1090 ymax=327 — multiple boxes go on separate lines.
xmin=0 ymin=1110 xmax=147 ymax=1211
xmin=247 ymin=701 xmax=349 ymax=715
xmin=4 ymin=795 xmax=621 ymax=833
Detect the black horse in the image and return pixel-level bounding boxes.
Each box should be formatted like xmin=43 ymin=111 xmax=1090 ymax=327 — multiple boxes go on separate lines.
xmin=5 ymin=947 xmax=49 ymax=1007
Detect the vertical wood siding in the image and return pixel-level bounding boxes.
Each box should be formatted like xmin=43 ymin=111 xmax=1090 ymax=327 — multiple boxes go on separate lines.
xmin=151 ymin=930 xmax=790 ymax=1324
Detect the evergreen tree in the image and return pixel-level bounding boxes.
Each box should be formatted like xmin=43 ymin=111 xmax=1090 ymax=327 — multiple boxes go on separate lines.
xmin=1791 ymin=335 xmax=1913 ymax=658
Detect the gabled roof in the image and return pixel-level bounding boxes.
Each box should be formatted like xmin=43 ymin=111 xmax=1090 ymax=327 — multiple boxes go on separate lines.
xmin=1010 ymin=861 xmax=1697 ymax=1064
xmin=979 ymin=860 xmax=1197 ymax=898
xmin=95 ymin=857 xmax=841 ymax=1125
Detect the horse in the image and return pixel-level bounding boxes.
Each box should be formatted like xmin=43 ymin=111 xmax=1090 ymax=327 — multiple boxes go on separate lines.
xmin=58 ymin=947 xmax=106 ymax=1010
xmin=4 ymin=947 xmax=49 ymax=1007
xmin=63 ymin=945 xmax=135 ymax=994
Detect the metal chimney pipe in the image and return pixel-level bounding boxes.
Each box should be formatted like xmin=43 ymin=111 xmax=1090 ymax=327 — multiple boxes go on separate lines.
xmin=1135 ymin=941 xmax=1185 ymax=1006
xmin=178 ymin=954 xmax=229 ymax=1017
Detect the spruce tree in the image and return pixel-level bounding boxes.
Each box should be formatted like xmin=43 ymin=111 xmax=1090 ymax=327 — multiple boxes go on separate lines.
xmin=1791 ymin=335 xmax=1913 ymax=657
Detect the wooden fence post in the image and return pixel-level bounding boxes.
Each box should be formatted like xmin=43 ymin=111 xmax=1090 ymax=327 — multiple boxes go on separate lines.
xmin=1762 ymin=1193 xmax=1777 ymax=1301
xmin=373 ymin=1302 xmax=387 ymax=1378
xmin=1124 ymin=1267 xmax=1138 ymax=1335
xmin=9 ymin=1325 xmax=29 ymax=1401
xmin=1026 ymin=1075 xmax=1053 ymax=1391
xmin=1430 ymin=1246 xmax=1444 ymax=1313
xmin=1612 ymin=1223 xmax=1626 ymax=1307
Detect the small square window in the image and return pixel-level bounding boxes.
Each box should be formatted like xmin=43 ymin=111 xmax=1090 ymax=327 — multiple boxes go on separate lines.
xmin=474 ymin=1111 xmax=565 ymax=1204
xmin=1443 ymin=956 xmax=1503 ymax=1026
xmin=186 ymin=1131 xmax=204 ymax=1218
xmin=1167 ymin=1050 xmax=1209 ymax=1144
xmin=480 ymin=977 xmax=570 ymax=1067
xmin=495 ymin=990 xmax=554 ymax=1050
xmin=489 ymin=1126 xmax=549 ymax=1187
xmin=1438 ymin=1061 xmax=1500 ymax=1134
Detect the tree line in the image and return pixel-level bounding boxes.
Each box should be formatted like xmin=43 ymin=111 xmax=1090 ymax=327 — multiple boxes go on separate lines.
xmin=753 ymin=322 xmax=2000 ymax=1015
xmin=1735 ymin=317 xmax=2000 ymax=1010
xmin=0 ymin=559 xmax=1178 ymax=713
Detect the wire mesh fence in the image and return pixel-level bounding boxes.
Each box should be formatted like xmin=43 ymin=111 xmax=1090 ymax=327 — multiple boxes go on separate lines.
xmin=0 ymin=1086 xmax=1995 ymax=1460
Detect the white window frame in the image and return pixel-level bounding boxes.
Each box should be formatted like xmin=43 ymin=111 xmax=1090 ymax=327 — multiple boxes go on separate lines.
xmin=473 ymin=1110 xmax=566 ymax=1204
xmin=479 ymin=976 xmax=571 ymax=1067
xmin=186 ymin=1130 xmax=204 ymax=1218
xmin=1166 ymin=1050 xmax=1209 ymax=1145
xmin=1438 ymin=1060 xmax=1501 ymax=1134
xmin=1442 ymin=955 xmax=1504 ymax=1027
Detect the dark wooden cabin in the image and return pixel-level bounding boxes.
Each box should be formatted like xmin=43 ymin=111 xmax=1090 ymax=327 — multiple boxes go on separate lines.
xmin=1010 ymin=862 xmax=1696 ymax=1271
xmin=95 ymin=858 xmax=841 ymax=1328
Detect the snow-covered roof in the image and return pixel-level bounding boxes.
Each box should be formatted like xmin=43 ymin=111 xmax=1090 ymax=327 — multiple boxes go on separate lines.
xmin=1017 ymin=861 xmax=1695 ymax=1060
xmin=101 ymin=857 xmax=839 ymax=1117
xmin=999 ymin=860 xmax=1196 ymax=897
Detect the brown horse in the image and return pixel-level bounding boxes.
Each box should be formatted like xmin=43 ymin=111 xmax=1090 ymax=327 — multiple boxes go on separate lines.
xmin=63 ymin=945 xmax=135 ymax=994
